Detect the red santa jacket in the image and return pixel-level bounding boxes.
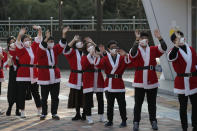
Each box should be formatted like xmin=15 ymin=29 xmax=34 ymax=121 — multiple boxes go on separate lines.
xmin=37 ymin=41 xmax=66 ymax=85
xmin=0 ymin=48 xmax=6 ymax=82
xmin=15 ymin=37 xmax=41 ymax=83
xmin=3 ymin=44 xmax=18 ymax=71
xmin=94 ymin=53 xmax=131 ymax=92
xmin=81 ymin=54 xmax=105 ymax=93
xmin=63 ymin=47 xmax=83 ymax=90
xmin=167 ymin=45 xmax=197 ymax=96
xmin=8 ymin=47 xmax=18 ymax=71
xmin=129 ymin=45 xmax=165 ymax=89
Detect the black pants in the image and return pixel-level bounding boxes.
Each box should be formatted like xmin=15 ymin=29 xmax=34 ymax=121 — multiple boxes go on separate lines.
xmin=178 ymin=93 xmax=197 ymax=130
xmin=106 ymin=92 xmax=127 ymax=122
xmin=41 ymin=83 xmax=60 ymax=115
xmin=84 ymin=92 xmax=104 ymax=116
xmin=133 ymin=88 xmax=158 ymax=123
xmin=7 ymin=67 xmax=19 ymax=109
xmin=17 ymin=81 xmax=41 ymax=110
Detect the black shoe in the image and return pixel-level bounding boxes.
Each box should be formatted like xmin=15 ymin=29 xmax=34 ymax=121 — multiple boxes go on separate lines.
xmin=6 ymin=109 xmax=11 ymax=116
xmin=40 ymin=115 xmax=46 ymax=120
xmin=52 ymin=114 xmax=60 ymax=120
xmin=81 ymin=113 xmax=86 ymax=121
xmin=133 ymin=122 xmax=139 ymax=131
xmin=15 ymin=109 xmax=21 ymax=116
xmin=72 ymin=114 xmax=82 ymax=121
xmin=183 ymin=129 xmax=187 ymax=131
xmin=119 ymin=121 xmax=127 ymax=128
xmin=151 ymin=121 xmax=158 ymax=130
xmin=105 ymin=121 xmax=113 ymax=127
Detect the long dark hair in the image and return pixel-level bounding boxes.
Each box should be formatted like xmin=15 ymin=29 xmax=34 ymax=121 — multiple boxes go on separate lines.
xmin=82 ymin=41 xmax=89 ymax=55
xmin=7 ymin=36 xmax=16 ymax=49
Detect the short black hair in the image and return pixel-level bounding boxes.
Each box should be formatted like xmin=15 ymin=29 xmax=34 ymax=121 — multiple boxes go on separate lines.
xmin=7 ymin=36 xmax=15 ymax=44
xmin=48 ymin=36 xmax=54 ymax=41
xmin=140 ymin=32 xmax=149 ymax=37
xmin=107 ymin=40 xmax=118 ymax=48
xmin=170 ymin=31 xmax=184 ymax=42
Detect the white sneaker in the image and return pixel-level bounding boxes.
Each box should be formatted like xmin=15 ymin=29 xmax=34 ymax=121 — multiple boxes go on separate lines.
xmin=37 ymin=108 xmax=42 ymax=116
xmin=21 ymin=111 xmax=26 ymax=118
xmin=87 ymin=116 xmax=94 ymax=124
xmin=99 ymin=114 xmax=105 ymax=122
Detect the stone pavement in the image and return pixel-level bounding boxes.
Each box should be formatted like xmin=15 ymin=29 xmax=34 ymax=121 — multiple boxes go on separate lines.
xmin=0 ymin=70 xmax=193 ymax=131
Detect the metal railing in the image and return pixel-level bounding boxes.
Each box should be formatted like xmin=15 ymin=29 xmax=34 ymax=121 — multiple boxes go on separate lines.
xmin=0 ymin=16 xmax=149 ymax=39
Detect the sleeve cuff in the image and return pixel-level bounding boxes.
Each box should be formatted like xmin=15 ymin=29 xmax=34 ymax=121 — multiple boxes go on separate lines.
xmin=124 ymin=54 xmax=131 ymax=64
xmin=63 ymin=47 xmax=72 ymax=55
xmin=59 ymin=40 xmax=67 ymax=48
xmin=34 ymin=37 xmax=43 ymax=44
xmin=167 ymin=50 xmax=178 ymax=62
xmin=39 ymin=43 xmax=47 ymax=51
xmin=158 ymin=44 xmax=165 ymax=53
xmin=129 ymin=48 xmax=138 ymax=58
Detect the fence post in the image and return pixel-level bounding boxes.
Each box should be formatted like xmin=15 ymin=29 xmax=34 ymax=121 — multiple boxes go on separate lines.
xmin=133 ymin=16 xmax=136 ymax=31
xmin=50 ymin=17 xmax=53 ymax=36
xmin=91 ymin=16 xmax=94 ymax=30
xmin=8 ymin=17 xmax=11 ymax=37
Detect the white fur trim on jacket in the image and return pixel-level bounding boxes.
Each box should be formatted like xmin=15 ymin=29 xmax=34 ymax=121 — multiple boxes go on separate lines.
xmin=132 ymin=82 xmax=159 ymax=89
xmin=158 ymin=44 xmax=165 ymax=53
xmin=129 ymin=48 xmax=138 ymax=58
xmin=87 ymin=53 xmax=94 ymax=64
xmin=39 ymin=43 xmax=47 ymax=51
xmin=66 ymin=82 xmax=82 ymax=90
xmin=167 ymin=49 xmax=178 ymax=62
xmin=59 ymin=40 xmax=67 ymax=48
xmin=34 ymin=37 xmax=43 ymax=44
xmin=37 ymin=78 xmax=61 ymax=85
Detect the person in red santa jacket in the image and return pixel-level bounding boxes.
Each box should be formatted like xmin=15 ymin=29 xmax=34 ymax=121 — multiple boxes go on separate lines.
xmin=4 ymin=36 xmax=21 ymax=116
xmin=129 ymin=30 xmax=167 ymax=131
xmin=0 ymin=46 xmax=5 ymax=95
xmin=81 ymin=38 xmax=105 ymax=124
xmin=38 ymin=27 xmax=68 ymax=120
xmin=0 ymin=46 xmax=5 ymax=115
xmin=93 ymin=40 xmax=131 ymax=128
xmin=168 ymin=31 xmax=197 ymax=131
xmin=63 ymin=35 xmax=86 ymax=121
xmin=15 ymin=26 xmax=42 ymax=118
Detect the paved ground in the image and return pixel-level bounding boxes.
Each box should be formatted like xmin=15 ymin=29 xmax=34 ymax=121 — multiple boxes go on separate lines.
xmin=0 ymin=70 xmax=193 ymax=131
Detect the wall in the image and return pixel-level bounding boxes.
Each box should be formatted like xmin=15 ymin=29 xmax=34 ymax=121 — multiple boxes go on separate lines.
xmin=142 ymin=0 xmax=191 ymax=80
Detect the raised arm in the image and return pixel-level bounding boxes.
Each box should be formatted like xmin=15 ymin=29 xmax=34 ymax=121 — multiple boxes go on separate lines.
xmin=16 ymin=28 xmax=26 ymax=46
xmin=154 ymin=29 xmax=167 ymax=52
xmin=33 ymin=25 xmax=43 ymax=43
xmin=64 ymin=35 xmax=79 ymax=53
xmin=130 ymin=30 xmax=140 ymax=57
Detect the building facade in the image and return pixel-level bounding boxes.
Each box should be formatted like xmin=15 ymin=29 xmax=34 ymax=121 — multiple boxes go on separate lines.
xmin=142 ymin=0 xmax=197 ymax=80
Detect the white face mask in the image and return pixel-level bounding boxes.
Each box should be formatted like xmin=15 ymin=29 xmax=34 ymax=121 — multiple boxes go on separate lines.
xmin=24 ymin=41 xmax=31 ymax=48
xmin=10 ymin=43 xmax=16 ymax=50
xmin=87 ymin=46 xmax=94 ymax=53
xmin=47 ymin=42 xmax=54 ymax=49
xmin=110 ymin=49 xmax=117 ymax=55
xmin=76 ymin=42 xmax=83 ymax=49
xmin=139 ymin=39 xmax=148 ymax=46
xmin=179 ymin=37 xmax=185 ymax=46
